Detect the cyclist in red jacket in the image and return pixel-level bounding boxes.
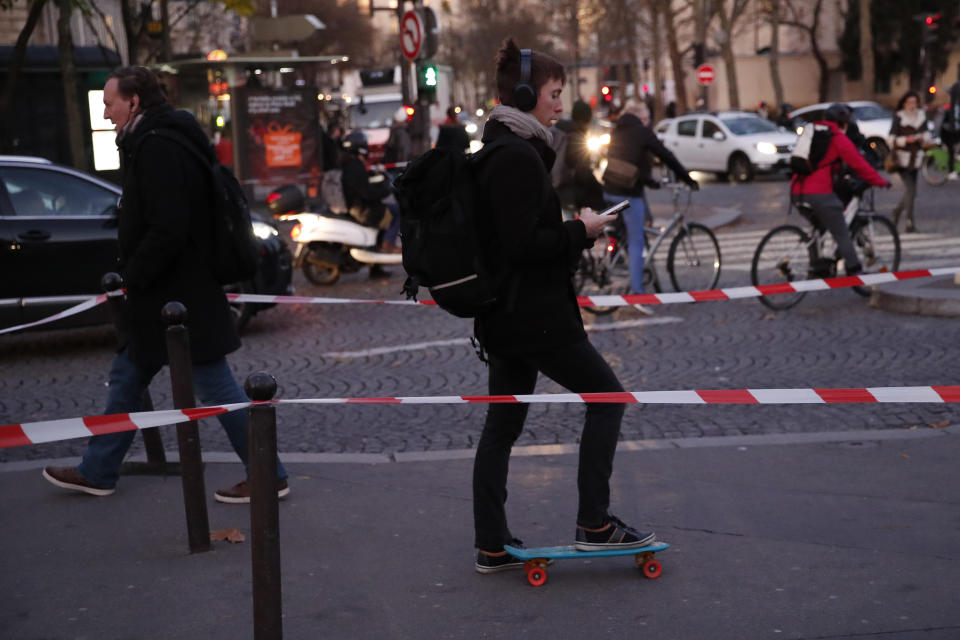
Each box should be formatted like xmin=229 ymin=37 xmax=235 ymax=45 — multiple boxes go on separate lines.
xmin=790 ymin=103 xmax=891 ymax=276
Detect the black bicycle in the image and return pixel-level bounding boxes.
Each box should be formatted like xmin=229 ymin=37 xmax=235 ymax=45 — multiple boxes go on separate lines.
xmin=750 ymin=186 xmax=900 ymax=311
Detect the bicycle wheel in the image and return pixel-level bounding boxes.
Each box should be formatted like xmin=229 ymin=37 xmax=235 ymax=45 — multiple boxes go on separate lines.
xmin=667 ymin=222 xmax=721 ymax=292
xmin=850 ymin=214 xmax=900 ymax=297
xmin=575 ymin=228 xmax=631 ymax=315
xmin=750 ymin=225 xmax=813 ymax=311
xmin=921 ymin=148 xmax=950 ymax=187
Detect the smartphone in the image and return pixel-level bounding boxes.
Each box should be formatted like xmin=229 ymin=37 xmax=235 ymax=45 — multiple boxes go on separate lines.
xmin=598 ymin=199 xmax=631 ymax=217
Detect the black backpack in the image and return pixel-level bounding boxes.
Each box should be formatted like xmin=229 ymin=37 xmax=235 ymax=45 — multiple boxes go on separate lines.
xmin=138 ymin=128 xmax=259 ymax=284
xmin=790 ymin=123 xmax=833 ymax=176
xmin=393 ymin=139 xmax=511 ymax=318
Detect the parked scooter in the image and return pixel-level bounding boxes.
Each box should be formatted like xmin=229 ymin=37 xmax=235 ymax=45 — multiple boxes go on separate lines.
xmin=267 ymin=183 xmax=402 ymax=285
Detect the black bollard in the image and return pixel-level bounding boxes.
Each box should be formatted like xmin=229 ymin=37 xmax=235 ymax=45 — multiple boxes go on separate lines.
xmin=102 ymin=273 xmax=170 ymax=472
xmin=162 ymin=301 xmax=211 ymax=554
xmin=245 ymin=372 xmax=282 ymax=640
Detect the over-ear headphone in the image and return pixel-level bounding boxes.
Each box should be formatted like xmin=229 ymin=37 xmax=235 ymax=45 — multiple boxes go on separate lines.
xmin=513 ymin=49 xmax=537 ymax=112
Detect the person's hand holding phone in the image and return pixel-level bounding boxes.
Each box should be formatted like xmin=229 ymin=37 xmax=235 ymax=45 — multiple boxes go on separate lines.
xmin=579 ymin=208 xmax=610 ymax=238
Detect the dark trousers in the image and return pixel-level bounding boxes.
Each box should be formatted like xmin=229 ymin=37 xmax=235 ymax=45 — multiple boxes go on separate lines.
xmin=472 ymin=339 xmax=625 ymax=550
xmin=799 ymin=193 xmax=861 ymax=274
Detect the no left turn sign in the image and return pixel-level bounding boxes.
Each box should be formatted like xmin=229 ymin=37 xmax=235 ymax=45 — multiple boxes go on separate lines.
xmin=400 ymin=11 xmax=424 ymax=61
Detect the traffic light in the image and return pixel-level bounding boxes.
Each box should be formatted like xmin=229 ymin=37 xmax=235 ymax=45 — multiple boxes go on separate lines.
xmin=601 ymin=85 xmax=612 ymax=102
xmin=923 ymin=12 xmax=941 ymax=44
xmin=417 ymin=60 xmax=438 ymax=103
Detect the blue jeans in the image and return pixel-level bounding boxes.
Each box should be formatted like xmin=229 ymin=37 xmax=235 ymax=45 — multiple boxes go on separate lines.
xmin=78 ymin=349 xmax=288 ymax=488
xmin=621 ymin=195 xmax=648 ymax=294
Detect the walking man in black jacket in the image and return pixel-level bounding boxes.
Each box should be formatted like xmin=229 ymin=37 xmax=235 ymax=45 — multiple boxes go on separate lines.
xmin=605 ymin=102 xmax=698 ymax=310
xmin=43 ymin=66 xmax=289 ymax=503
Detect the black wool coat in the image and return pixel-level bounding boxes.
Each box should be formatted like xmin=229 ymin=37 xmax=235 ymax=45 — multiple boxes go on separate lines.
xmin=116 ymin=104 xmax=241 ymax=371
xmin=473 ymin=119 xmax=589 ymax=356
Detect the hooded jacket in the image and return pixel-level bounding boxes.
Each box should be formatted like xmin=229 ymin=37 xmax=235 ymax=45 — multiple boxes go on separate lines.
xmin=473 ymin=118 xmax=589 ymax=356
xmin=791 ymin=120 xmax=888 ymax=195
xmin=117 ymin=103 xmax=240 ymax=371
xmin=605 ymin=113 xmax=690 ymax=195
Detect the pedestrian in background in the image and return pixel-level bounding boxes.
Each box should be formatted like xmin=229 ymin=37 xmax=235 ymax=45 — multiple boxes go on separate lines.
xmin=604 ymin=100 xmax=698 ymax=313
xmin=214 ymin=127 xmax=233 ymax=170
xmin=553 ymin=99 xmax=606 ymax=212
xmin=435 ymin=106 xmax=470 ymax=152
xmin=42 ymin=66 xmax=289 ymax=503
xmin=471 ymin=38 xmax=654 ymax=575
xmin=888 ymin=90 xmax=931 ymax=232
xmin=383 ymin=107 xmax=412 ymax=165
xmin=940 ymin=82 xmax=960 ymax=181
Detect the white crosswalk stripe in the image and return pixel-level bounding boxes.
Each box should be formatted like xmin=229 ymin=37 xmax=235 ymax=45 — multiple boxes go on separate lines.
xmin=713 ymin=228 xmax=960 ymax=272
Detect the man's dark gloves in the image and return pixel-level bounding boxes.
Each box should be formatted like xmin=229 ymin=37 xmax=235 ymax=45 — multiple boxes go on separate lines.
xmin=683 ymin=174 xmax=700 ymax=191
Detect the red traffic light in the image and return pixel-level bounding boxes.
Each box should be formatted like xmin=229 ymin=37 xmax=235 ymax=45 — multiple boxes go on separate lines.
xmin=600 ymin=85 xmax=610 ymax=95
xmin=926 ymin=13 xmax=941 ymax=25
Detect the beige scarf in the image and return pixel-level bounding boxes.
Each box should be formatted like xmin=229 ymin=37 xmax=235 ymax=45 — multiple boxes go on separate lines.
xmin=487 ymin=105 xmax=552 ymax=145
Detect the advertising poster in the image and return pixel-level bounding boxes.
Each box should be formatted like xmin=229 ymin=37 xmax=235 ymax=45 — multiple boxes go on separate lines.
xmin=235 ymin=87 xmax=320 ymax=187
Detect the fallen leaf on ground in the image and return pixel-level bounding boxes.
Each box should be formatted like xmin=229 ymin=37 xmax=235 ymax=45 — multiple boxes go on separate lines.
xmin=927 ymin=420 xmax=950 ymax=429
xmin=901 ymin=454 xmax=911 ymax=459
xmin=210 ymin=528 xmax=245 ymax=543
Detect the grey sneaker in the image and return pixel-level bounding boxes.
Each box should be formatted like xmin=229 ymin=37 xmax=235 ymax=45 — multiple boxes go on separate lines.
xmin=575 ymin=515 xmax=655 ymax=551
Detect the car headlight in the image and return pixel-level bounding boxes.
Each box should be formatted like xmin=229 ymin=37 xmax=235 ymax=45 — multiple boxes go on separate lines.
xmin=587 ymin=135 xmax=603 ymax=152
xmin=465 ymin=122 xmax=478 ymax=134
xmin=796 ymin=126 xmax=804 ymax=135
xmin=599 ymin=133 xmax=611 ymax=146
xmin=252 ymin=221 xmax=279 ymax=239
xmin=756 ymin=141 xmax=778 ymax=155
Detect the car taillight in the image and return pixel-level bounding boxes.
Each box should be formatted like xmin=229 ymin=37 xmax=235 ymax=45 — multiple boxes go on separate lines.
xmin=290 ymin=223 xmax=301 ymax=241
xmin=606 ymin=238 xmax=616 ymax=253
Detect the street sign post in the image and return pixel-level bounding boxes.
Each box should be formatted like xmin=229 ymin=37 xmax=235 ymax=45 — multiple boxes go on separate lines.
xmin=400 ymin=10 xmax=424 ymax=61
xmin=696 ymin=64 xmax=715 ymax=87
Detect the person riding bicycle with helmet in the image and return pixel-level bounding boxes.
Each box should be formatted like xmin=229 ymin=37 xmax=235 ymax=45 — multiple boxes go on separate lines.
xmin=791 ymin=103 xmax=891 ymax=276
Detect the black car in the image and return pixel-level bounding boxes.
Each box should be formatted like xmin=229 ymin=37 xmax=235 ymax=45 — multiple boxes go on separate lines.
xmin=0 ymin=156 xmax=292 ymax=332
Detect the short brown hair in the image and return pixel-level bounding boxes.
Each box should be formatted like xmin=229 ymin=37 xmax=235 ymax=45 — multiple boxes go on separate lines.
xmin=108 ymin=66 xmax=167 ymax=110
xmin=495 ymin=38 xmax=565 ymax=108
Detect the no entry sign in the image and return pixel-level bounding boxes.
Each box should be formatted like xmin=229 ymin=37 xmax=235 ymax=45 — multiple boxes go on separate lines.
xmin=696 ymin=64 xmax=715 ymax=87
xmin=400 ymin=10 xmax=424 ymax=61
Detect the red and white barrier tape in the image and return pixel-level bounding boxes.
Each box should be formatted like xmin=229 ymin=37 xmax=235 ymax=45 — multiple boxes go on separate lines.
xmin=2 ymin=385 xmax=958 ymax=449
xmin=0 ymin=292 xmax=115 ymax=337
xmin=226 ymin=267 xmax=960 ymax=307
xmin=3 ymin=267 xmax=958 ymax=336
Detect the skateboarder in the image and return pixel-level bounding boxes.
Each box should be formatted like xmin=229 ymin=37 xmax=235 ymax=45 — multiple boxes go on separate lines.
xmin=470 ymin=39 xmax=656 ymax=574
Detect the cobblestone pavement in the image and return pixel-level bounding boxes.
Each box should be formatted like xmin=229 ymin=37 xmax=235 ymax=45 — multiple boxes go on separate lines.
xmin=2 ymin=178 xmax=959 ymax=462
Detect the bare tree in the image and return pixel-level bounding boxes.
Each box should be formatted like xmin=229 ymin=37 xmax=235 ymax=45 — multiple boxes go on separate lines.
xmin=711 ymin=0 xmax=751 ymax=110
xmin=55 ymin=0 xmax=87 ymax=169
xmin=858 ymin=0 xmax=874 ymax=99
xmin=655 ymin=0 xmax=691 ymax=115
xmin=782 ymin=0 xmax=829 ymax=102
xmin=767 ymin=0 xmax=784 ymax=109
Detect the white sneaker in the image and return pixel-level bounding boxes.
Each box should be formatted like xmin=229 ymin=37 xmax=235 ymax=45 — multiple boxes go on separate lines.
xmin=633 ymin=304 xmax=655 ymax=316
xmin=948 ymin=172 xmax=959 ymax=181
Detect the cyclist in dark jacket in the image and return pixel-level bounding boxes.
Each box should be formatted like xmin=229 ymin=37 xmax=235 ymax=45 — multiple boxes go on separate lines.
xmin=604 ymin=102 xmax=698 ymax=305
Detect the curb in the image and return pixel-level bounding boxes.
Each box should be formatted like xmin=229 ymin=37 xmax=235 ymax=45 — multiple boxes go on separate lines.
xmin=869 ymin=274 xmax=960 ymax=318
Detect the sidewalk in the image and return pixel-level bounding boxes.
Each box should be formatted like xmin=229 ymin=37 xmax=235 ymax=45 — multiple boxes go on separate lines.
xmin=3 ymin=427 xmax=959 ymax=639
xmin=871 ymin=273 xmax=960 ymax=318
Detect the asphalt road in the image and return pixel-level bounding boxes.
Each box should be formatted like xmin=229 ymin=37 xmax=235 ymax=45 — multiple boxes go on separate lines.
xmin=2 ymin=175 xmax=959 ymax=463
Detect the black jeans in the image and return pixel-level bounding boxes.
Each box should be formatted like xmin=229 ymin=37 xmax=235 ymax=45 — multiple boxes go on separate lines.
xmin=472 ymin=338 xmax=625 ymax=550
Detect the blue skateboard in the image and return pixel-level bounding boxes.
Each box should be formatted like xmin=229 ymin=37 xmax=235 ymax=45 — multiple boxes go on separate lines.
xmin=504 ymin=541 xmax=670 ymax=586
